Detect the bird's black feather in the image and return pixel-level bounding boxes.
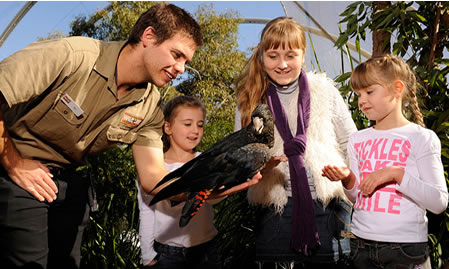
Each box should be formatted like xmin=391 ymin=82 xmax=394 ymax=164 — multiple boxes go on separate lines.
xmin=149 ymin=104 xmax=274 ymax=227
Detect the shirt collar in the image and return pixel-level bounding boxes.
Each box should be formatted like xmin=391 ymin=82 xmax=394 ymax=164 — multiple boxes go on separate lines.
xmin=94 ymin=40 xmax=126 ymax=81
xmin=94 ymin=40 xmax=152 ymax=102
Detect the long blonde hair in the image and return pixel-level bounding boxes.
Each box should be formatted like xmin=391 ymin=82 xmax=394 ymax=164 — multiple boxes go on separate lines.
xmin=235 ymin=17 xmax=306 ymax=127
xmin=350 ymin=54 xmax=425 ymax=127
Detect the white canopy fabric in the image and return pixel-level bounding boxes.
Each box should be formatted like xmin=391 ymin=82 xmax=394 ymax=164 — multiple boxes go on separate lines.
xmin=282 ymin=1 xmax=373 ymax=79
xmin=1 ymin=1 xmax=374 ymax=80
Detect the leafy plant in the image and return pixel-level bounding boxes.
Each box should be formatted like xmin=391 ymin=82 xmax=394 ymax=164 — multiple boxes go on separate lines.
xmin=79 ymin=146 xmax=141 ymax=269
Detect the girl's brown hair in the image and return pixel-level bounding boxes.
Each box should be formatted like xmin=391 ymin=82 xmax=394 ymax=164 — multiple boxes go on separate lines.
xmin=162 ymin=96 xmax=206 ymax=152
xmin=350 ymin=54 xmax=425 ymax=127
xmin=235 ymin=17 xmax=306 ymax=127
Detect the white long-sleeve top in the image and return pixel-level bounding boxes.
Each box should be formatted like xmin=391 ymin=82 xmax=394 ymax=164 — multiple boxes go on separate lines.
xmin=136 ymin=153 xmax=222 ymax=264
xmin=345 ymin=123 xmax=448 ymax=243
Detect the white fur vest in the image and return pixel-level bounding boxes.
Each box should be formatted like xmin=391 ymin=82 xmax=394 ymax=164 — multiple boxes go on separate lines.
xmin=247 ymin=72 xmax=351 ymax=213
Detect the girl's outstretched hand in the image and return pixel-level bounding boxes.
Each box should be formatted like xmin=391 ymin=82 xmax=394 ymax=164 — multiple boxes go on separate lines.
xmin=322 ymin=165 xmax=355 ymax=189
xmin=322 ymin=165 xmax=351 ymax=181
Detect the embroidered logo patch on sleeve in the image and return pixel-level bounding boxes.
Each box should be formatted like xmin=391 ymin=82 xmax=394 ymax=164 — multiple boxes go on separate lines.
xmin=121 ymin=112 xmax=143 ymax=127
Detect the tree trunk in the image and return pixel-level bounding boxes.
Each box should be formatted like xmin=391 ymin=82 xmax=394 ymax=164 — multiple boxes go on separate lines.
xmin=428 ymin=2 xmax=442 ymax=71
xmin=435 ymin=3 xmax=448 ymax=60
xmin=372 ymin=1 xmax=392 ymax=56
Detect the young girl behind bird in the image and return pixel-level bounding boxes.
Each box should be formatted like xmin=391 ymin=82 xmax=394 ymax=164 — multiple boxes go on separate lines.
xmin=136 ymin=96 xmax=222 ymax=269
xmin=322 ymin=54 xmax=448 ymax=269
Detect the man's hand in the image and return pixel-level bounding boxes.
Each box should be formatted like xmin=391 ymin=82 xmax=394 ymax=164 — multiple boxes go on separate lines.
xmin=262 ymin=155 xmax=288 ymax=172
xmin=0 ymin=101 xmax=58 ymax=203
xmin=209 ymin=172 xmax=262 ymax=199
xmin=8 ymin=159 xmax=58 ymax=202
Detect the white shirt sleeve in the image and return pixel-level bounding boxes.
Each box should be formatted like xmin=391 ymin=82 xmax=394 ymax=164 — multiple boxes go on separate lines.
xmin=331 ymin=88 xmax=358 ymax=162
xmin=397 ymin=131 xmax=448 ymax=214
xmin=136 ymin=179 xmax=158 ymax=264
xmin=344 ymin=135 xmax=359 ymax=203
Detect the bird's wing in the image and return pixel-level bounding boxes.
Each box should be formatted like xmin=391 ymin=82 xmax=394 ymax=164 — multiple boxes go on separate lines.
xmin=149 ymin=143 xmax=271 ymax=206
xmin=149 ymin=128 xmax=248 ymax=193
xmin=149 ymin=156 xmax=201 ymax=193
xmin=177 ymin=143 xmax=271 ymax=227
xmin=218 ymin=143 xmax=271 ymax=188
xmin=148 ymin=152 xmax=231 ymax=206
xmin=151 ymin=142 xmax=270 ymax=205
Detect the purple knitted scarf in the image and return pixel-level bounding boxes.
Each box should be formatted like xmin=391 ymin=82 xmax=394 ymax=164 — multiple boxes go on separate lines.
xmin=266 ymin=70 xmax=320 ymax=254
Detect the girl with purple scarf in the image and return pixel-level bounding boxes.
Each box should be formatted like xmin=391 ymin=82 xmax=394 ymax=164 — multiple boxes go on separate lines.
xmin=234 ymin=17 xmax=357 ymax=268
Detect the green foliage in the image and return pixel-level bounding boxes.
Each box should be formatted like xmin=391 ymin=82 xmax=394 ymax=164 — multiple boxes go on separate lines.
xmin=213 ymin=192 xmax=257 ymax=268
xmin=37 ymin=30 xmax=68 ymax=41
xmin=79 ymin=146 xmax=140 ymax=269
xmin=70 ymin=1 xmax=157 ymax=41
xmin=175 ymin=3 xmax=247 ymax=150
xmin=335 ymin=2 xmax=449 ymax=267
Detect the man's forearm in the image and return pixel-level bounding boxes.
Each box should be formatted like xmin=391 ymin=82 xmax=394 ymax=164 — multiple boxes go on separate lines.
xmin=0 ymin=98 xmax=22 ymax=171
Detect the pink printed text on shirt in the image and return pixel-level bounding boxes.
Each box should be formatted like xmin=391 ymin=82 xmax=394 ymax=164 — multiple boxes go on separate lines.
xmin=353 ymin=138 xmax=411 ymax=215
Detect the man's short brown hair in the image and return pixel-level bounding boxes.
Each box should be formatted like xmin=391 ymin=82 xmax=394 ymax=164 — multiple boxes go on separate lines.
xmin=128 ymin=3 xmax=203 ymax=47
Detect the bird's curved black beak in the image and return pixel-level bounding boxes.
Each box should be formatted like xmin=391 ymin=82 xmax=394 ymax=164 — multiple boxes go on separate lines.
xmin=253 ymin=116 xmax=264 ymax=134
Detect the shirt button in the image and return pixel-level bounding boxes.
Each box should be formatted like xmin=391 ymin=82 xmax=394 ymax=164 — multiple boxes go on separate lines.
xmin=63 ymin=110 xmax=68 ymax=114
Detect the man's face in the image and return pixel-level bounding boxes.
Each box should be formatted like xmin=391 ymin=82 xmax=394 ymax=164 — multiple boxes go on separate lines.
xmin=143 ymin=32 xmax=197 ymax=87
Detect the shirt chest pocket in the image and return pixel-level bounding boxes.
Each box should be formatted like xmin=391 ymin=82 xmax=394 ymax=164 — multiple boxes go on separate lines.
xmin=32 ymin=97 xmax=89 ymax=144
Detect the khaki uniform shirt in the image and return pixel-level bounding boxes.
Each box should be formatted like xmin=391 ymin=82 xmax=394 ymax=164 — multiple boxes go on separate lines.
xmin=0 ymin=36 xmax=164 ymax=167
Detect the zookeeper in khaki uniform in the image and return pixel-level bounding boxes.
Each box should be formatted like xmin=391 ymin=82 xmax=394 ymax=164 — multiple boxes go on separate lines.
xmin=0 ymin=4 xmax=260 ymax=269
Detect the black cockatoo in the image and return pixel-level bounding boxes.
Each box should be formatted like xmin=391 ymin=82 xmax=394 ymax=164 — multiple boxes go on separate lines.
xmin=149 ymin=104 xmax=274 ymax=227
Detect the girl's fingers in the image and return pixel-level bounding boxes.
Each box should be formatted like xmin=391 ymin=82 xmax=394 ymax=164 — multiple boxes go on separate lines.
xmin=322 ymin=166 xmax=340 ymax=181
xmin=359 ymin=179 xmax=373 ymax=196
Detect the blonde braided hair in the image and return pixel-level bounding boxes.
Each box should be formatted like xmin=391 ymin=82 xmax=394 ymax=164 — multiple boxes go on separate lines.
xmin=350 ymin=54 xmax=425 ymax=127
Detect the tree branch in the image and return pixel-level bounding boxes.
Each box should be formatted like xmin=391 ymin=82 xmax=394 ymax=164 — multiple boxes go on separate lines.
xmin=372 ymin=1 xmax=392 ymax=56
xmin=428 ymin=2 xmax=442 ymax=71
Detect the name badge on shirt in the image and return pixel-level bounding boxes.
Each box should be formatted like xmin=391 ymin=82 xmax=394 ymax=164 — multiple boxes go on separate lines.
xmin=61 ymin=93 xmax=84 ymax=117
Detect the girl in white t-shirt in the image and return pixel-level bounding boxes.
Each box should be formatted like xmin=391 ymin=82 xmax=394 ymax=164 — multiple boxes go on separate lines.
xmin=136 ymin=96 xmax=222 ymax=269
xmin=322 ymin=54 xmax=448 ymax=269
